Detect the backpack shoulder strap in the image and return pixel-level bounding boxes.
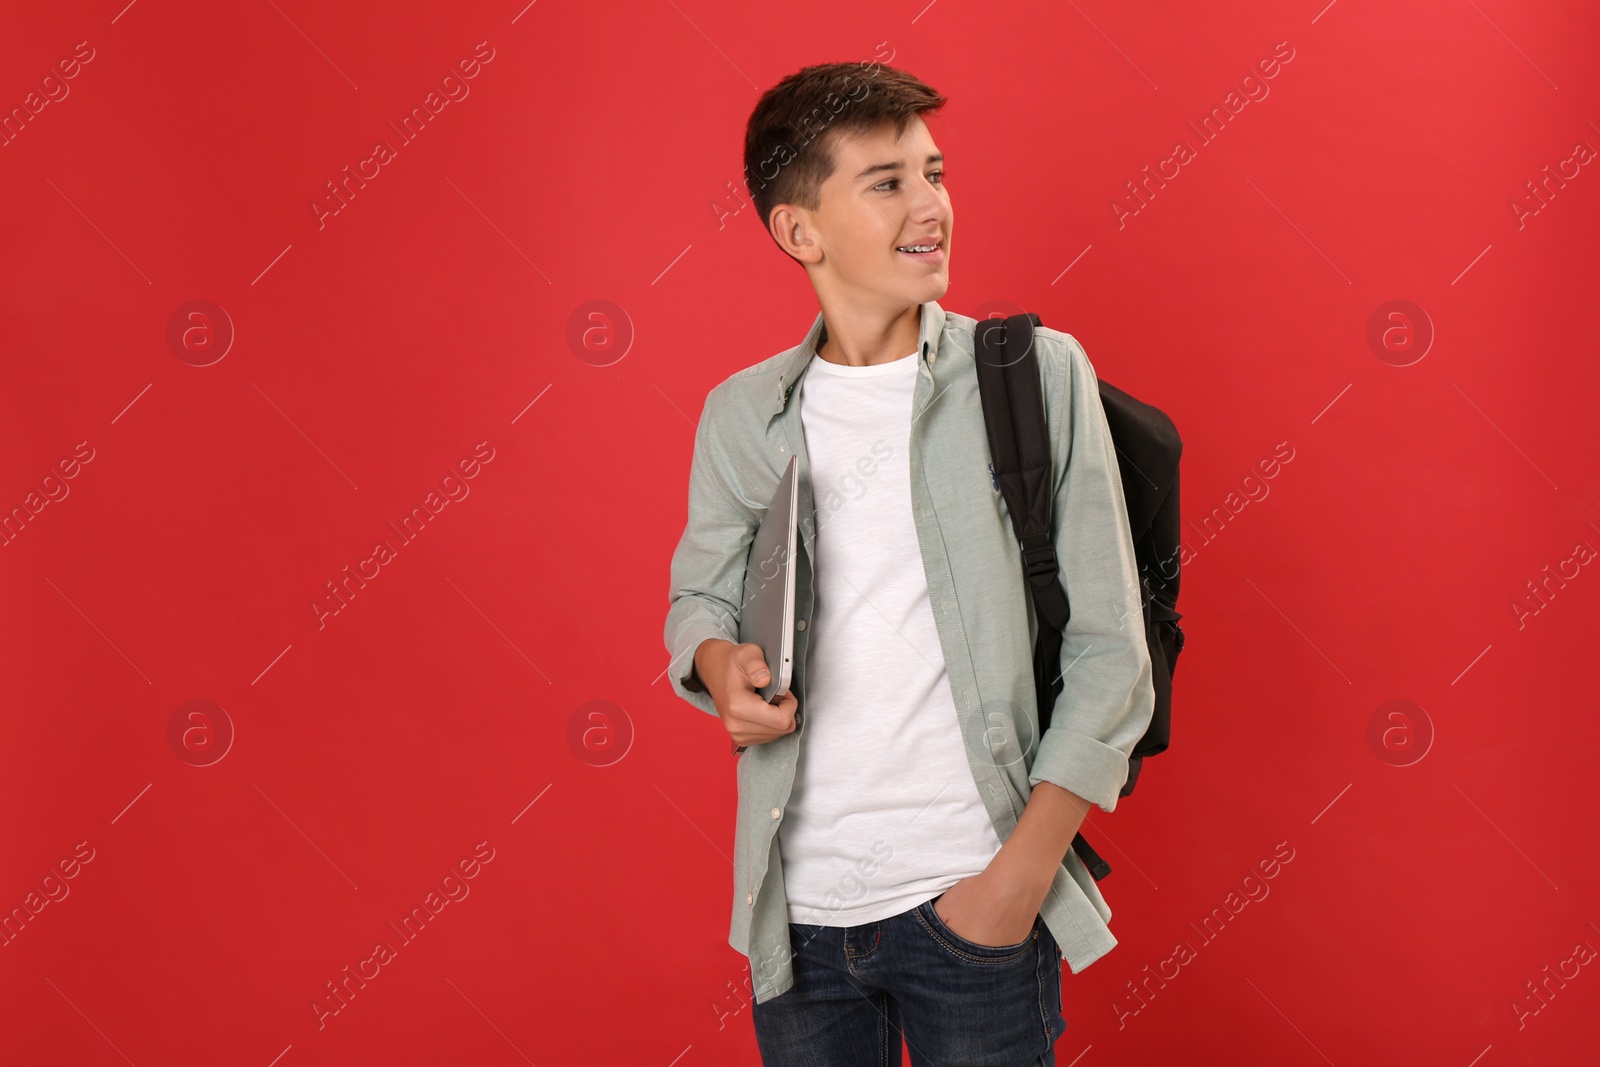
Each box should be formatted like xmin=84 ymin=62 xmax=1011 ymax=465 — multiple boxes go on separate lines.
xmin=972 ymin=314 xmax=1069 ymax=702
xmin=973 ymin=313 xmax=1111 ymax=882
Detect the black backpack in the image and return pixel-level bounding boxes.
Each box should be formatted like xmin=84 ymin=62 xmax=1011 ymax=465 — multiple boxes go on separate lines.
xmin=973 ymin=313 xmax=1184 ymax=882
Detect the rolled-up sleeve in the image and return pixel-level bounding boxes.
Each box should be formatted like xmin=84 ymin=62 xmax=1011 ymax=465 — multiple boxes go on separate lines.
xmin=664 ymin=384 xmax=760 ymax=718
xmin=1026 ymin=335 xmax=1156 ymax=813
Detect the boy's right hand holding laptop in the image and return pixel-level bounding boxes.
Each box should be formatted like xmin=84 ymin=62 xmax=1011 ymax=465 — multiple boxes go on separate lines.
xmin=695 ymin=638 xmax=798 ymax=751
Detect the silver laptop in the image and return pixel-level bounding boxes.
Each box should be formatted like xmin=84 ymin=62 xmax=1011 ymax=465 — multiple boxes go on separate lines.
xmin=739 ymin=454 xmax=800 ymax=705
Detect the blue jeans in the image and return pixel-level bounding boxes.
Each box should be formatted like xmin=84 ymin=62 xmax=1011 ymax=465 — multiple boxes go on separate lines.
xmin=751 ymin=892 xmax=1066 ymax=1065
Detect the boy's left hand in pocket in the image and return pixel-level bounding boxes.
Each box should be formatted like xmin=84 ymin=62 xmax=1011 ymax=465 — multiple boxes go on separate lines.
xmin=932 ymin=869 xmax=1040 ymax=947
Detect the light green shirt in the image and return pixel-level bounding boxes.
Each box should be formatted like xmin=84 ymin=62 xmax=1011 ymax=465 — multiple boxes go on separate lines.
xmin=664 ymin=299 xmax=1155 ymax=1005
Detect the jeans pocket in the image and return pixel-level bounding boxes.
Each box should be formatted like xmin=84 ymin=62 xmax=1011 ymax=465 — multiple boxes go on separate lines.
xmin=915 ymin=894 xmax=1039 ymax=964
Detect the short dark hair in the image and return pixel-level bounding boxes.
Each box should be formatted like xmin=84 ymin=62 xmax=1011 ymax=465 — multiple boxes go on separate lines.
xmin=743 ymin=61 xmax=947 ymax=250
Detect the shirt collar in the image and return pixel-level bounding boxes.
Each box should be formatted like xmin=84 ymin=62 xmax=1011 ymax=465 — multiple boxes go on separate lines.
xmin=771 ymin=300 xmax=948 ymax=417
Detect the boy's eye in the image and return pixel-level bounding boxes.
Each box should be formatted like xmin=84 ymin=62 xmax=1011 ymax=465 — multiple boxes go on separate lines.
xmin=875 ymin=171 xmax=945 ymax=192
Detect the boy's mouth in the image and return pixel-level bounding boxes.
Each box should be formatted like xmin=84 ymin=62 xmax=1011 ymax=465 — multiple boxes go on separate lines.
xmin=896 ymin=237 xmax=945 ymax=264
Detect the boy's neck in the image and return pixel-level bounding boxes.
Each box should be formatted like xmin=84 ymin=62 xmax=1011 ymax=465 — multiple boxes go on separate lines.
xmin=815 ymin=301 xmax=922 ymax=367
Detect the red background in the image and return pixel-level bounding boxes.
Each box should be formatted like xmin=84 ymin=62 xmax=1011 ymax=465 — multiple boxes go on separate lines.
xmin=3 ymin=1 xmax=1597 ymax=1064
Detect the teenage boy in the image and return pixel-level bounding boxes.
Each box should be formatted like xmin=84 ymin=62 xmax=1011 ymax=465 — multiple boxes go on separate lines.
xmin=664 ymin=61 xmax=1154 ymax=1064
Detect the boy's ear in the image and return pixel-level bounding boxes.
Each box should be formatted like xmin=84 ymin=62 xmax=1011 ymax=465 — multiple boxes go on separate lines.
xmin=771 ymin=207 xmax=805 ymax=255
xmin=773 ymin=208 xmax=795 ymax=240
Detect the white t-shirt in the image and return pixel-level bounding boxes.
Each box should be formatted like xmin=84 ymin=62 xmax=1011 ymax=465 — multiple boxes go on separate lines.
xmin=779 ymin=348 xmax=1004 ymax=927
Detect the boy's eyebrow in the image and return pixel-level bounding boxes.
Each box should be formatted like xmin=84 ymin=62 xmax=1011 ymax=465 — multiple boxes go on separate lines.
xmin=854 ymin=152 xmax=944 ymax=181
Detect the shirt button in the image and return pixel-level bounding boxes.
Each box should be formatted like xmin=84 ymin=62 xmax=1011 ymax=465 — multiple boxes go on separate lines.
xmin=796 ymin=619 xmax=807 ymax=631
xmin=771 ymin=807 xmax=781 ymax=819
xmin=747 ymin=892 xmax=754 ymax=905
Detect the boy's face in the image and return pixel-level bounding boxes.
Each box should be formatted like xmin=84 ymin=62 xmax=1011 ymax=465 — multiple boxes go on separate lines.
xmin=784 ymin=114 xmax=951 ymax=308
